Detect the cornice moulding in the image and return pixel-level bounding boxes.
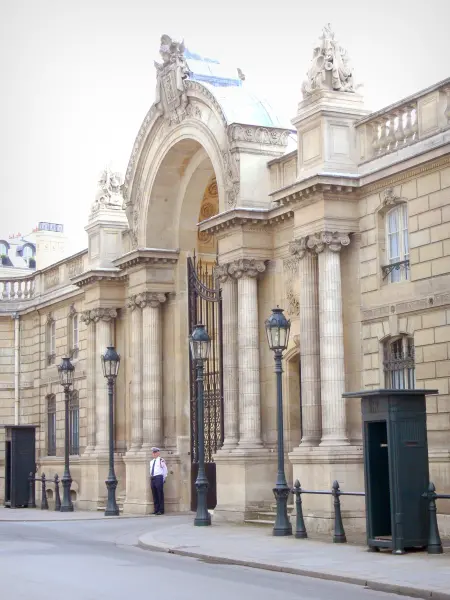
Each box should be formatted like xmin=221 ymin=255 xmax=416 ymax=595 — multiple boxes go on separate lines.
xmin=71 ymin=268 xmax=128 ymax=288
xmin=112 ymin=248 xmax=180 ymax=271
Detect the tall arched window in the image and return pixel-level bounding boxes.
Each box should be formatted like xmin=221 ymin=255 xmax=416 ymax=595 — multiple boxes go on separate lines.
xmin=47 ymin=394 xmax=56 ymax=456
xmin=383 ymin=336 xmax=415 ymax=389
xmin=69 ymin=390 xmax=80 ymax=455
xmin=385 ymin=204 xmax=409 ymax=283
xmin=68 ymin=305 xmax=79 ymax=359
xmin=46 ymin=313 xmax=56 ymax=365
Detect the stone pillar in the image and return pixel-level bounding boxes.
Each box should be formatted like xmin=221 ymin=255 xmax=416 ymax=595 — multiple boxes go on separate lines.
xmin=80 ymin=310 xmax=96 ymax=454
xmin=127 ymin=296 xmax=143 ymax=453
xmin=93 ymin=308 xmax=117 ymax=453
xmin=307 ymin=232 xmax=350 ymax=446
xmin=215 ymin=265 xmax=239 ymax=451
xmin=141 ymin=292 xmax=166 ymax=451
xmin=229 ymin=259 xmax=265 ymax=450
xmin=290 ymin=239 xmax=321 ymax=446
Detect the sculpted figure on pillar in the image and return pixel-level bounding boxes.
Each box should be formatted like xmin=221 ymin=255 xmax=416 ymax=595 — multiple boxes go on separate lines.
xmin=228 ymin=258 xmax=266 ymax=279
xmin=306 ymin=231 xmax=351 ymax=254
xmin=302 ymin=23 xmax=355 ymax=98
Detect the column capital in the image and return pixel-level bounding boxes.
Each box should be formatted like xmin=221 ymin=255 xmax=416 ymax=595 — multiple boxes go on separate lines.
xmin=127 ymin=292 xmax=166 ymax=310
xmin=307 ymin=231 xmax=350 ymax=254
xmin=213 ymin=264 xmax=230 ymax=283
xmin=138 ymin=292 xmax=166 ymax=309
xmin=289 ymin=238 xmax=308 ymax=259
xmin=80 ymin=308 xmax=117 ymax=324
xmin=228 ymin=258 xmax=266 ymax=280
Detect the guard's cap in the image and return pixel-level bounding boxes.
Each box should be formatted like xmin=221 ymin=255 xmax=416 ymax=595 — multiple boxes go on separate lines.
xmin=151 ymin=447 xmax=160 ymax=453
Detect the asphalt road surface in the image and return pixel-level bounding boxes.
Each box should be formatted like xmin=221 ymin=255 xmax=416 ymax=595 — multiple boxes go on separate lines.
xmin=0 ymin=517 xmax=417 ymax=600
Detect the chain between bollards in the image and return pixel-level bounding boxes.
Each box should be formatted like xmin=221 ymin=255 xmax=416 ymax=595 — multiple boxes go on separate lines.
xmin=54 ymin=474 xmax=61 ymax=511
xmin=292 ymin=480 xmax=307 ymax=539
xmin=332 ymin=481 xmax=347 ymax=543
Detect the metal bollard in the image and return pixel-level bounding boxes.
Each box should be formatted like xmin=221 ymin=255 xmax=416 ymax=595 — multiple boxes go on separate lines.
xmin=423 ymin=482 xmax=443 ymax=554
xmin=332 ymin=480 xmax=346 ymax=543
xmin=40 ymin=473 xmax=49 ymax=510
xmin=292 ymin=480 xmax=307 ymax=539
xmin=28 ymin=472 xmax=36 ymax=508
xmin=54 ymin=474 xmax=61 ymax=512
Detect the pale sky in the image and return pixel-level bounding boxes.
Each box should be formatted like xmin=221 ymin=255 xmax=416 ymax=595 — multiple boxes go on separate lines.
xmin=1 ymin=0 xmax=449 ymax=255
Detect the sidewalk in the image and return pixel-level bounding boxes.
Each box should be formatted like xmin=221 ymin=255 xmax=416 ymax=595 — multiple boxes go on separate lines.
xmin=138 ymin=520 xmax=450 ymax=600
xmin=0 ymin=507 xmax=149 ymax=521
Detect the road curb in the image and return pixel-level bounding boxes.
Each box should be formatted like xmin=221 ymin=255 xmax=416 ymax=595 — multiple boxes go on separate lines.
xmin=137 ymin=538 xmax=450 ymax=600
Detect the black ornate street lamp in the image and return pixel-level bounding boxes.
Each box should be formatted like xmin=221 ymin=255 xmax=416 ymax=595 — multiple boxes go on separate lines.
xmin=101 ymin=345 xmax=121 ymax=516
xmin=57 ymin=356 xmax=75 ymax=512
xmin=265 ymin=307 xmax=292 ymax=536
xmin=189 ymin=324 xmax=211 ymax=526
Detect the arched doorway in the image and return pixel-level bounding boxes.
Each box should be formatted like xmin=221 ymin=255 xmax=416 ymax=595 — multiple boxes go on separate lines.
xmin=137 ymin=134 xmax=224 ymax=511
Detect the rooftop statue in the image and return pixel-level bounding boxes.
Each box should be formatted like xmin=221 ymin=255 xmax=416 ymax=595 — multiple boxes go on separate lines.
xmin=90 ymin=167 xmax=124 ymax=216
xmin=154 ymin=34 xmax=189 ymax=121
xmin=302 ymin=24 xmax=355 ymax=98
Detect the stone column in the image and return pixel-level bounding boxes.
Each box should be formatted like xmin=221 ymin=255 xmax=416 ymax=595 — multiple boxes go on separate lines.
xmin=141 ymin=292 xmax=166 ymax=452
xmin=290 ymin=239 xmax=321 ymax=446
xmin=127 ymin=296 xmax=143 ymax=453
xmin=215 ymin=265 xmax=239 ymax=451
xmin=307 ymin=232 xmax=350 ymax=446
xmin=93 ymin=308 xmax=117 ymax=454
xmin=229 ymin=259 xmax=266 ymax=450
xmin=80 ymin=310 xmax=96 ymax=454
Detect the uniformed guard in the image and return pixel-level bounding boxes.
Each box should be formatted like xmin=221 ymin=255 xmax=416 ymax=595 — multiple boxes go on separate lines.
xmin=149 ymin=447 xmax=168 ymax=515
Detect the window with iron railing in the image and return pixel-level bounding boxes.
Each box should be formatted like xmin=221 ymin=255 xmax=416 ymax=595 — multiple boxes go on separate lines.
xmin=382 ymin=204 xmax=409 ymax=283
xmin=383 ymin=336 xmax=415 ymax=390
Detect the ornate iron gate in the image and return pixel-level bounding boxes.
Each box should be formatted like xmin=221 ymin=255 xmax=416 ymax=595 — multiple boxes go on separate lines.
xmin=188 ymin=256 xmax=224 ymax=511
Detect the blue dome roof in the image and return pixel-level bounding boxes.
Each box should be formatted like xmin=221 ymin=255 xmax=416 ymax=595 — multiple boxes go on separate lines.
xmin=185 ymin=48 xmax=290 ymax=129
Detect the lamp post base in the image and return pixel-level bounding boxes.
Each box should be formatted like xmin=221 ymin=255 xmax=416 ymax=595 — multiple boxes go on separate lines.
xmin=60 ymin=475 xmax=74 ymax=513
xmin=105 ymin=476 xmax=119 ymax=516
xmin=273 ymin=486 xmax=292 ymax=536
xmin=194 ymin=481 xmax=211 ymax=526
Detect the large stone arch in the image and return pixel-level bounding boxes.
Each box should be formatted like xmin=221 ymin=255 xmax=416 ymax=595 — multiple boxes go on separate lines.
xmin=123 ymin=82 xmax=238 ymax=250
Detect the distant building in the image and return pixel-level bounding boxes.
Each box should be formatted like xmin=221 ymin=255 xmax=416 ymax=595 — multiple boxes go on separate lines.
xmin=0 ymin=222 xmax=66 ymax=275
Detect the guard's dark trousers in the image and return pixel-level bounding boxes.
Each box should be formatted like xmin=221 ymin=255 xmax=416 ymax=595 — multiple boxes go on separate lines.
xmin=151 ymin=474 xmax=164 ymax=514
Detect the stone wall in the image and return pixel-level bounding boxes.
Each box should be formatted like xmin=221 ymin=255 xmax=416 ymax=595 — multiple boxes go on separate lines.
xmin=359 ymin=161 xmax=450 ymax=503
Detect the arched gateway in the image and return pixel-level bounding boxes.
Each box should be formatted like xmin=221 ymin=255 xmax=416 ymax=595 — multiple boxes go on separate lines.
xmin=115 ymin=37 xmax=292 ymax=514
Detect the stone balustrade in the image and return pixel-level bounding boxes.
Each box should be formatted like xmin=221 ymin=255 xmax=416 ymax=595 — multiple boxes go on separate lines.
xmin=0 ymin=250 xmax=87 ymax=312
xmin=0 ymin=275 xmax=36 ymax=301
xmin=357 ymin=78 xmax=450 ymax=163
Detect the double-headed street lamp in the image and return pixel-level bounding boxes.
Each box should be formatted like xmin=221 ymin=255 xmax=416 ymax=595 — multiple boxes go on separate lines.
xmin=265 ymin=307 xmax=292 ymax=536
xmin=58 ymin=356 xmax=75 ymax=512
xmin=189 ymin=323 xmax=211 ymax=527
xmin=101 ymin=345 xmax=121 ymax=517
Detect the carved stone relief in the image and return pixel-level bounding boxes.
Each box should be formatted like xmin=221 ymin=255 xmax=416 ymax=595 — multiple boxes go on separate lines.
xmin=67 ymin=256 xmax=83 ymax=278
xmin=283 ymin=257 xmax=300 ymax=317
xmin=44 ymin=267 xmax=60 ymax=290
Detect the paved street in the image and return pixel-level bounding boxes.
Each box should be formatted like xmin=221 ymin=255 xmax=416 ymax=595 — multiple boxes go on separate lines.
xmin=0 ymin=516 xmax=419 ymax=600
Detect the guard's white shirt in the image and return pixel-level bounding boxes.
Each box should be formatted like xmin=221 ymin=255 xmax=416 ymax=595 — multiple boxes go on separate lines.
xmin=150 ymin=456 xmax=168 ymax=480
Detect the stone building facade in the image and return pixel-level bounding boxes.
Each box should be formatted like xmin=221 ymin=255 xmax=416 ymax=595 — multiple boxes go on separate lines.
xmin=1 ymin=28 xmax=449 ymax=533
